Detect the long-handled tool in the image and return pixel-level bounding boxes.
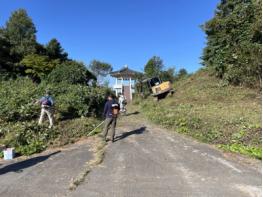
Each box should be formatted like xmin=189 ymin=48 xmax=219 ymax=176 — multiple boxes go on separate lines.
xmin=87 ymin=120 xmax=105 ymax=137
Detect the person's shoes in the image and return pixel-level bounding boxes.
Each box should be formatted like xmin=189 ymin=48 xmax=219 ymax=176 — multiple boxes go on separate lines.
xmin=110 ymin=138 xmax=115 ymax=143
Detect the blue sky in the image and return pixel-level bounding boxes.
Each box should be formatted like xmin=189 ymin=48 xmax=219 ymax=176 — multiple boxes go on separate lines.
xmin=0 ymin=0 xmax=219 ymax=75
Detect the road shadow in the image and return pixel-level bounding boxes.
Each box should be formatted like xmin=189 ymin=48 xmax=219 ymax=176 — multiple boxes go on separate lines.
xmin=0 ymin=151 xmax=61 ymax=175
xmin=114 ymin=126 xmax=146 ymax=142
xmin=125 ymin=111 xmax=140 ymax=116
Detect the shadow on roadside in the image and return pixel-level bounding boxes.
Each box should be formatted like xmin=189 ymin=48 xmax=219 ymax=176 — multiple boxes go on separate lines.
xmin=114 ymin=126 xmax=146 ymax=142
xmin=124 ymin=111 xmax=140 ymax=116
xmin=0 ymin=151 xmax=61 ymax=175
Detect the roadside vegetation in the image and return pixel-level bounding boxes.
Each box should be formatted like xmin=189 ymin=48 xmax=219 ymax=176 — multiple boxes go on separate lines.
xmin=0 ymin=78 xmax=110 ymax=156
xmin=135 ymin=69 xmax=261 ymax=159
xmin=134 ymin=0 xmax=261 ymax=159
xmin=0 ymin=9 xmax=112 ymax=157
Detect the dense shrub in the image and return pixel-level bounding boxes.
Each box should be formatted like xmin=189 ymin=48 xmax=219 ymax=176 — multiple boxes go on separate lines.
xmin=0 ymin=78 xmax=111 ymax=122
xmin=43 ymin=82 xmax=111 ymax=119
xmin=0 ymin=78 xmax=40 ymax=122
xmin=0 ymin=77 xmax=111 ymax=156
xmin=0 ymin=118 xmax=100 ymax=156
xmin=0 ymin=121 xmax=56 ymax=155
xmin=47 ymin=61 xmax=96 ymax=85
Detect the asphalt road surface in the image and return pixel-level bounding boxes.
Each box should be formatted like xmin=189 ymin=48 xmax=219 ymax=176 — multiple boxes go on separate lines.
xmin=0 ymin=111 xmax=261 ymax=197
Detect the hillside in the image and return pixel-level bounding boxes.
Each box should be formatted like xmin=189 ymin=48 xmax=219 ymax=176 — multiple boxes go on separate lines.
xmin=137 ymin=69 xmax=262 ymax=159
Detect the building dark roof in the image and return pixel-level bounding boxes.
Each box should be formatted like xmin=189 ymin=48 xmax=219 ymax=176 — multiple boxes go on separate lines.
xmin=110 ymin=66 xmax=142 ymax=79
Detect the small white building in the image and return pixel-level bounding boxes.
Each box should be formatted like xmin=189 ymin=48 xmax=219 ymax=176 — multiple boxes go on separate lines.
xmin=110 ymin=65 xmax=141 ymax=102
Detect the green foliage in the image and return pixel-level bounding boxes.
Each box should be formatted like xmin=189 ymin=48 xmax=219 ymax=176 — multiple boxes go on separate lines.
xmin=219 ymin=144 xmax=261 ymax=159
xmin=172 ymin=68 xmax=190 ymax=82
xmin=175 ymin=68 xmax=188 ymax=80
xmin=4 ymin=9 xmax=37 ymax=59
xmin=20 ymin=54 xmax=60 ymax=81
xmin=89 ymin=60 xmax=112 ymax=84
xmin=45 ymin=38 xmax=68 ymax=61
xmin=0 ymin=78 xmax=110 ymax=122
xmin=0 ymin=9 xmax=70 ymax=80
xmin=0 ymin=31 xmax=15 ymax=78
xmin=143 ymin=56 xmax=177 ymax=82
xmin=202 ymin=0 xmax=262 ymax=87
xmin=35 ymin=43 xmax=47 ymax=56
xmin=0 ymin=9 xmax=112 ymax=158
xmin=160 ymin=67 xmax=176 ymax=82
xmin=144 ymin=56 xmax=164 ymax=78
xmin=43 ymin=82 xmax=109 ymax=119
xmin=0 ymin=78 xmax=39 ymax=122
xmin=0 ymin=77 xmax=111 ymax=156
xmin=55 ymin=117 xmax=101 ymax=145
xmin=47 ymin=61 xmax=96 ymax=85
xmin=89 ymin=60 xmax=112 ymax=77
xmin=2 ymin=122 xmax=55 ymax=155
xmin=137 ymin=69 xmax=261 ymax=159
xmin=134 ymin=72 xmax=147 ymax=94
xmin=0 ymin=118 xmax=101 ymax=156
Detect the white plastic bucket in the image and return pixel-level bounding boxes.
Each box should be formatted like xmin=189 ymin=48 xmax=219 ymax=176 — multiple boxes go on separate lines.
xmin=3 ymin=148 xmax=15 ymax=160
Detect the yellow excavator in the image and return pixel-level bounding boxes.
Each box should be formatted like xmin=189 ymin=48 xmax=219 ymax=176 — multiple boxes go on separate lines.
xmin=142 ymin=77 xmax=174 ymax=101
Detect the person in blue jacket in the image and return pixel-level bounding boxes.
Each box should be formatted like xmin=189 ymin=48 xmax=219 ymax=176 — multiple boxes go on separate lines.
xmin=102 ymin=94 xmax=120 ymax=142
xmin=36 ymin=90 xmax=54 ymax=128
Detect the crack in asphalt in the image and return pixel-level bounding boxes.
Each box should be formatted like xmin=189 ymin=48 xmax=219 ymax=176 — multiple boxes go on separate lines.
xmin=70 ymin=113 xmax=261 ymax=197
xmin=0 ymin=112 xmax=261 ymax=197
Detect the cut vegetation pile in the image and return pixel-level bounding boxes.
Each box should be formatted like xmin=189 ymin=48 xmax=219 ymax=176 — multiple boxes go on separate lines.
xmin=137 ymin=69 xmax=261 ymax=159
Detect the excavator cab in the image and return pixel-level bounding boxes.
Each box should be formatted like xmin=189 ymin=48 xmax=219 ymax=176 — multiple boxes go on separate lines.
xmin=142 ymin=77 xmax=174 ymax=100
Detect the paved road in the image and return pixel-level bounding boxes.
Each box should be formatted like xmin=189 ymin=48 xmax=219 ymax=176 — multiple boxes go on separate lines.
xmin=71 ymin=112 xmax=261 ymax=197
xmin=0 ymin=111 xmax=261 ymax=197
xmin=0 ymin=139 xmax=94 ymax=197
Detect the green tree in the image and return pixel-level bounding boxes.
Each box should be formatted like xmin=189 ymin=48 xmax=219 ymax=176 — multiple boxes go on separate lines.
xmin=35 ymin=43 xmax=47 ymax=56
xmin=20 ymin=54 xmax=59 ymax=82
xmin=45 ymin=38 xmax=68 ymax=61
xmin=202 ymin=0 xmax=262 ymax=87
xmin=144 ymin=56 xmax=164 ymax=77
xmin=47 ymin=61 xmax=96 ymax=84
xmin=177 ymin=68 xmax=188 ymax=78
xmin=0 ymin=30 xmax=15 ymax=78
xmin=134 ymin=72 xmax=145 ymax=93
xmin=160 ymin=67 xmax=176 ymax=82
xmin=173 ymin=68 xmax=189 ymax=81
xmin=4 ymin=9 xmax=37 ymax=60
xmin=89 ymin=60 xmax=112 ymax=84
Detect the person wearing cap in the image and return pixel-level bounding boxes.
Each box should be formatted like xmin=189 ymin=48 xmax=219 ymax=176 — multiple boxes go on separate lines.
xmin=102 ymin=94 xmax=120 ymax=142
xmin=36 ymin=90 xmax=54 ymax=128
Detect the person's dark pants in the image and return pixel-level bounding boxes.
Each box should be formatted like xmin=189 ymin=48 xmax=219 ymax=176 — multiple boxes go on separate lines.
xmin=102 ymin=117 xmax=117 ymax=141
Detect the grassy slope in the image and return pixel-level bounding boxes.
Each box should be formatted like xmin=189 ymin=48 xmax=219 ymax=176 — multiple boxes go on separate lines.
xmin=138 ymin=69 xmax=262 ymax=159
